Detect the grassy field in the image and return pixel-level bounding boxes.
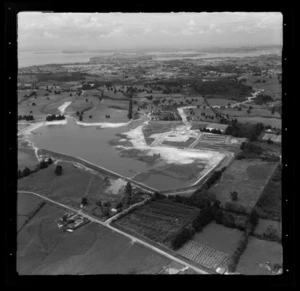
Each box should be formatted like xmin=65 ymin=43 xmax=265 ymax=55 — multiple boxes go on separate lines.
xmin=206 ymin=98 xmax=234 ymax=106
xmin=17 ymin=195 xmax=172 ymax=274
xmin=17 ymin=192 xmax=43 ymax=231
xmin=113 ymin=200 xmax=199 ymax=247
xmin=253 ymin=219 xmax=282 ymax=241
xmin=236 ymin=237 xmax=282 ymax=275
xmin=235 ymin=116 xmax=282 ymax=129
xmin=212 ymin=160 xmax=278 ymax=213
xmin=18 ymin=142 xmax=39 ymax=171
xmin=18 ymin=89 xmax=75 ymax=120
xmin=217 ymin=106 xmax=281 ymax=119
xmin=17 ymin=161 xmax=122 ymax=214
xmin=192 ymin=222 xmax=244 ymax=255
xmin=255 ymin=165 xmax=282 ymax=221
xmin=245 ymin=76 xmax=281 ymax=100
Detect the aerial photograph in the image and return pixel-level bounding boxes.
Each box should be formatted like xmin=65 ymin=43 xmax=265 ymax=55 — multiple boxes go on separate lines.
xmin=17 ymin=12 xmax=282 ymax=275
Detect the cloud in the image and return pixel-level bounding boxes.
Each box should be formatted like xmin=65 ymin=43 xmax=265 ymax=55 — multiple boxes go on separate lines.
xmin=43 ymin=31 xmax=58 ymax=39
xmin=188 ymin=19 xmax=196 ymax=27
xmin=18 ymin=12 xmax=283 ymax=50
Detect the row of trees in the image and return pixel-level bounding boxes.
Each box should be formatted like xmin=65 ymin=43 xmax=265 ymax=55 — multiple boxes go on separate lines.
xmin=45 ymin=114 xmax=65 ymax=121
xmin=18 ymin=158 xmax=53 ymax=179
xmin=18 ymin=114 xmax=34 ymax=121
xmin=199 ymin=127 xmax=223 ymax=134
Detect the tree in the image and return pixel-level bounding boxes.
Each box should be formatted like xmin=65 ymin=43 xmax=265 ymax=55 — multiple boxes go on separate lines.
xmin=230 ymin=191 xmax=238 ymax=202
xmin=125 ymin=182 xmax=132 ymax=196
xmin=128 ymin=99 xmax=133 ymax=119
xmin=115 ymin=202 xmax=123 ymax=209
xmin=22 ymin=167 xmax=31 ymax=177
xmin=55 ymin=165 xmax=63 ymax=176
xmin=47 ymin=158 xmax=53 ymax=165
xmin=81 ymin=197 xmax=88 ymax=206
xmin=214 ymin=209 xmax=223 ymax=224
xmin=96 ymin=200 xmax=102 ymax=207
xmin=18 ymin=169 xmax=23 ymax=179
xmin=76 ymin=111 xmax=80 ymax=116
xmin=267 ymin=138 xmax=273 ymax=144
xmin=248 ymin=209 xmax=259 ymax=229
xmin=39 ymin=159 xmax=48 ymax=169
xmin=125 ymin=182 xmax=133 ymax=205
xmin=153 ymin=191 xmax=165 ymax=200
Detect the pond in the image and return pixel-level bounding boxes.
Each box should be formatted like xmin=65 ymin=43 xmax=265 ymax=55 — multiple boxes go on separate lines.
xmin=26 ymin=117 xmax=200 ymax=190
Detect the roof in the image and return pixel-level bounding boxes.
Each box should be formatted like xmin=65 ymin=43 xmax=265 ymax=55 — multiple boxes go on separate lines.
xmin=206 ymin=123 xmax=229 ymax=131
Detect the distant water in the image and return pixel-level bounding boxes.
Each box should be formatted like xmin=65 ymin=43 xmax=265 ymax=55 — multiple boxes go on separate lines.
xmin=18 ymin=51 xmax=113 ymax=68
xmin=18 ymin=49 xmax=281 ymax=68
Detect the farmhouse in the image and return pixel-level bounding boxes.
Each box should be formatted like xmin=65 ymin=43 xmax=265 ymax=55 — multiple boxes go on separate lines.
xmin=205 ymin=123 xmax=229 ymax=133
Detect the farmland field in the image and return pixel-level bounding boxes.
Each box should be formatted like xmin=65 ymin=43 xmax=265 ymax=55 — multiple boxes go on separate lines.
xmin=212 ymin=160 xmax=278 ymax=212
xmin=261 ymin=133 xmax=281 ymax=143
xmin=18 ymin=161 xmax=122 ymax=215
xmin=17 ymin=194 xmax=173 ymax=274
xmin=192 ymin=222 xmax=244 ymax=255
xmin=255 ymin=165 xmax=282 ymax=221
xmin=177 ymin=240 xmax=230 ymax=271
xmin=236 ymin=237 xmax=282 ymax=275
xmin=253 ymin=219 xmax=282 ymax=241
xmin=206 ymin=98 xmax=234 ymax=106
xmin=236 ymin=116 xmax=281 ymax=128
xmin=18 ymin=141 xmax=39 ymax=171
xmin=113 ymin=199 xmax=199 ymax=247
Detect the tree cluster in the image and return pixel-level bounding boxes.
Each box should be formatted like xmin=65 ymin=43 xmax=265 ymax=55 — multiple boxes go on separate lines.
xmin=18 ymin=114 xmax=34 ymax=121
xmin=193 ymin=78 xmax=252 ymax=98
xmin=200 ymin=127 xmax=222 ymax=134
xmin=46 ymin=114 xmax=65 ymax=121
xmin=253 ymin=93 xmax=273 ymax=105
xmin=225 ymin=120 xmax=264 ymax=141
xmin=18 ymin=158 xmax=53 ymax=179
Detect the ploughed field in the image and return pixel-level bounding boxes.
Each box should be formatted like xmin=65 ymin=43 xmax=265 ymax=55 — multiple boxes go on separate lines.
xmin=113 ymin=200 xmax=199 ymax=247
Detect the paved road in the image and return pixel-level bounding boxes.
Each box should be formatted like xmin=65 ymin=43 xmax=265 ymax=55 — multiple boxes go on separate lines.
xmin=17 ymin=190 xmax=210 ymax=274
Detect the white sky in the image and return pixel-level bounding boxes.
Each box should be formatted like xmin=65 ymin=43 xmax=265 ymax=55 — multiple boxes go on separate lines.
xmin=18 ymin=12 xmax=283 ymax=51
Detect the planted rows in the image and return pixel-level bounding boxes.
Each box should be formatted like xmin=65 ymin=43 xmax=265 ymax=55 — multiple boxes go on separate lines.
xmin=114 ymin=200 xmax=199 ymax=245
xmin=178 ymin=240 xmax=230 ymax=270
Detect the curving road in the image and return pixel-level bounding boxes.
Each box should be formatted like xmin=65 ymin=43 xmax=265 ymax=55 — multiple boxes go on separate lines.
xmin=17 ymin=190 xmax=210 ymax=274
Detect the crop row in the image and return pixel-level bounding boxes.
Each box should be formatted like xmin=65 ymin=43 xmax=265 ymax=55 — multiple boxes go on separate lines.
xmin=133 ymin=210 xmax=182 ymax=224
xmin=178 ymin=240 xmax=230 ymax=270
xmin=154 ymin=199 xmax=197 ymax=210
xmin=138 ymin=206 xmax=189 ymax=221
xmin=148 ymin=201 xmax=197 ymax=215
xmin=134 ymin=209 xmax=184 ymax=223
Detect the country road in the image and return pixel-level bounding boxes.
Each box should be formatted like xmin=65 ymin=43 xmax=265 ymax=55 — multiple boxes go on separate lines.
xmin=17 ymin=190 xmax=210 ymax=274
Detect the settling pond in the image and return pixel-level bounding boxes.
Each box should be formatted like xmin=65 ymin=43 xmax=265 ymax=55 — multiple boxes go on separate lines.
xmin=26 ymin=117 xmax=208 ymax=191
